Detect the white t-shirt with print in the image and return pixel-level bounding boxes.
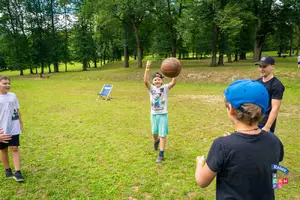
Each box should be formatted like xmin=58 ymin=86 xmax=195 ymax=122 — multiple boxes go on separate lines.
xmin=298 ymin=56 xmax=300 ymax=62
xmin=149 ymin=84 xmax=169 ymax=114
xmin=0 ymin=92 xmax=22 ymax=135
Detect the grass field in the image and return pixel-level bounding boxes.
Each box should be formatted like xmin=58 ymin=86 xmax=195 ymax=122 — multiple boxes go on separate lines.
xmin=0 ymin=56 xmax=299 ymax=199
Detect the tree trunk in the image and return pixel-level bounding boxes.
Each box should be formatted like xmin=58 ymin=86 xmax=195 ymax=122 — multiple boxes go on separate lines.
xmin=53 ymin=62 xmax=59 ymax=72
xmin=50 ymin=0 xmax=59 ymax=73
xmin=124 ymin=26 xmax=130 ymax=68
xmin=289 ymin=38 xmax=293 ymax=56
xmin=30 ymin=68 xmax=34 ymax=74
xmin=240 ymin=53 xmax=247 ymax=60
xmin=94 ymin=59 xmax=97 ymax=68
xmin=103 ymin=49 xmax=106 ymax=64
xmin=65 ymin=62 xmax=67 ymax=72
xmin=253 ymin=17 xmax=265 ymax=62
xmin=171 ymin=37 xmax=176 ymax=58
xmin=297 ymin=27 xmax=300 ymax=55
xmin=48 ymin=64 xmax=51 ymax=73
xmin=234 ymin=53 xmax=238 ymax=62
xmin=41 ymin=62 xmax=44 ymax=74
xmin=253 ymin=38 xmax=263 ymax=62
xmin=227 ymin=54 xmax=232 ymax=63
xmin=131 ymin=17 xmax=142 ymax=68
xmin=20 ymin=68 xmax=24 ymax=76
xmin=211 ymin=23 xmax=218 ymax=66
xmin=218 ymin=54 xmax=224 ymax=65
xmin=82 ymin=58 xmax=88 ymax=71
xmin=166 ymin=0 xmax=176 ymax=57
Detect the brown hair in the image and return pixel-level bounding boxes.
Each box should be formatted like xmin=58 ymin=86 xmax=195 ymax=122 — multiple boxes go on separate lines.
xmin=225 ymin=99 xmax=263 ymax=126
xmin=0 ymin=75 xmax=10 ymax=81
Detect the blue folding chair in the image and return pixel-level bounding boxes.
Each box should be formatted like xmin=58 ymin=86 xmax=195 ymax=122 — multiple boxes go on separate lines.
xmin=97 ymin=84 xmax=113 ymax=101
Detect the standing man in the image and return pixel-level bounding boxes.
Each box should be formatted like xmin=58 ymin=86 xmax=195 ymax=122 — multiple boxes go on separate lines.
xmin=255 ymin=56 xmax=285 ymax=133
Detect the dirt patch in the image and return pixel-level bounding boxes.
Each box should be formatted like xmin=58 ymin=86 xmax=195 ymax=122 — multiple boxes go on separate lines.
xmin=142 ymin=193 xmax=153 ymax=199
xmin=128 ymin=197 xmax=138 ymax=200
xmin=186 ymin=192 xmax=202 ymax=199
xmin=131 ymin=186 xmax=140 ymax=192
xmin=280 ymin=105 xmax=300 ymax=119
xmin=179 ymin=71 xmax=259 ymax=83
xmin=175 ymin=94 xmax=224 ymax=103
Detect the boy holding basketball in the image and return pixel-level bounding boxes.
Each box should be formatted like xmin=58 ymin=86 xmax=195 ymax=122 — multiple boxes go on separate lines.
xmin=144 ymin=61 xmax=177 ymax=163
xmin=195 ymin=79 xmax=284 ymax=199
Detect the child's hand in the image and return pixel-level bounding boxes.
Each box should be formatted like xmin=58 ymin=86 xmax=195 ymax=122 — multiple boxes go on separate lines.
xmin=146 ymin=61 xmax=151 ymax=71
xmin=224 ymin=131 xmax=231 ymax=136
xmin=0 ymin=128 xmax=12 ymax=143
xmin=196 ymin=155 xmax=205 ymax=167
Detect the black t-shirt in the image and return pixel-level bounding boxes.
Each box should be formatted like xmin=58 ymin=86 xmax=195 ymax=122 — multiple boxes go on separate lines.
xmin=257 ymin=77 xmax=285 ymax=132
xmin=206 ymin=131 xmax=284 ymax=200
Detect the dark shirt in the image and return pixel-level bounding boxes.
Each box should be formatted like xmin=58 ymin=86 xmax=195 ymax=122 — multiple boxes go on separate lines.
xmin=206 ymin=130 xmax=284 ymax=200
xmin=257 ymin=77 xmax=285 ymax=132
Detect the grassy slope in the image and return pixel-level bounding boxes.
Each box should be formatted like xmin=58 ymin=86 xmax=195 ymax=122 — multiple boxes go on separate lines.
xmin=0 ymin=56 xmax=299 ymax=199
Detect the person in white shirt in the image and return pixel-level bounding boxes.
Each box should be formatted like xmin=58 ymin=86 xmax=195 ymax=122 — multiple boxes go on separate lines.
xmin=144 ymin=61 xmax=177 ymax=163
xmin=0 ymin=75 xmax=24 ymax=182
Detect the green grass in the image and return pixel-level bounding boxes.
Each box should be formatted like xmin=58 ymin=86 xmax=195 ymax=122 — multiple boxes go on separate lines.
xmin=0 ymin=57 xmax=299 ymax=199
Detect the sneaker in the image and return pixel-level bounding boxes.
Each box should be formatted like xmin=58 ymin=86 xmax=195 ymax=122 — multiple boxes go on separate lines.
xmin=154 ymin=138 xmax=160 ymax=151
xmin=156 ymin=154 xmax=164 ymax=163
xmin=5 ymin=168 xmax=13 ymax=178
xmin=13 ymin=171 xmax=24 ymax=182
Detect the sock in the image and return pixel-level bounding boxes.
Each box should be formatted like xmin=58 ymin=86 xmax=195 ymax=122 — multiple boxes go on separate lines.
xmin=159 ymin=150 xmax=164 ymax=156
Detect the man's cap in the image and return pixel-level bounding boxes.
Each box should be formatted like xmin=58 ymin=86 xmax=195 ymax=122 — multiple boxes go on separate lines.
xmin=255 ymin=56 xmax=275 ymax=66
xmin=152 ymin=72 xmax=164 ymax=79
xmin=224 ymin=79 xmax=269 ymax=114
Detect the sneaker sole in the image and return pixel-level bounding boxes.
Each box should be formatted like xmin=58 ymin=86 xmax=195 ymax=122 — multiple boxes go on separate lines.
xmin=13 ymin=177 xmax=24 ymax=182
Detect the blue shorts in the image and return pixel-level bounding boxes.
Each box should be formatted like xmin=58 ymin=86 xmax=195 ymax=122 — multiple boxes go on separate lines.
xmin=151 ymin=114 xmax=168 ymax=137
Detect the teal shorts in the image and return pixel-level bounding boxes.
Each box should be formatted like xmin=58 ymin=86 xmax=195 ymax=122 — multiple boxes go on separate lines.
xmin=151 ymin=114 xmax=168 ymax=137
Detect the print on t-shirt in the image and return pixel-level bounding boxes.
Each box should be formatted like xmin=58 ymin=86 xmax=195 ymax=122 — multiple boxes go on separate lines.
xmin=12 ymin=109 xmax=19 ymax=120
xmin=151 ymin=88 xmax=165 ymax=111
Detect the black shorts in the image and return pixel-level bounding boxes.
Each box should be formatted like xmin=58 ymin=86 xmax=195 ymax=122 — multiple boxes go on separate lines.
xmin=0 ymin=135 xmax=20 ymax=150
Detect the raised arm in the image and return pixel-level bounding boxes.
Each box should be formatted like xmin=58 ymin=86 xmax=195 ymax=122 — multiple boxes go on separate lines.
xmin=168 ymin=78 xmax=177 ymax=89
xmin=144 ymin=61 xmax=151 ymax=90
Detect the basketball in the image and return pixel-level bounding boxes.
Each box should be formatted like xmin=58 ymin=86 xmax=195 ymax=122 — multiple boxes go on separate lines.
xmin=160 ymin=57 xmax=181 ymax=78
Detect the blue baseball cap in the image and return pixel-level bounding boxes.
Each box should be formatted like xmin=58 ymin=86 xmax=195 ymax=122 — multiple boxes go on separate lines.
xmin=224 ymin=79 xmax=269 ymax=114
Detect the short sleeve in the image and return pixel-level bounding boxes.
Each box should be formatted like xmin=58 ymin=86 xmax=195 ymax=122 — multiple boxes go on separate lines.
xmin=164 ymin=84 xmax=169 ymax=93
xmin=13 ymin=93 xmax=20 ymax=109
xmin=271 ymin=81 xmax=284 ymax=100
xmin=206 ymin=138 xmax=225 ymax=173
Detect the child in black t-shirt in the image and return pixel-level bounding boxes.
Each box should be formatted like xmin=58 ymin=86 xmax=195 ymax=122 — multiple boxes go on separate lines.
xmin=195 ymin=79 xmax=284 ymax=200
